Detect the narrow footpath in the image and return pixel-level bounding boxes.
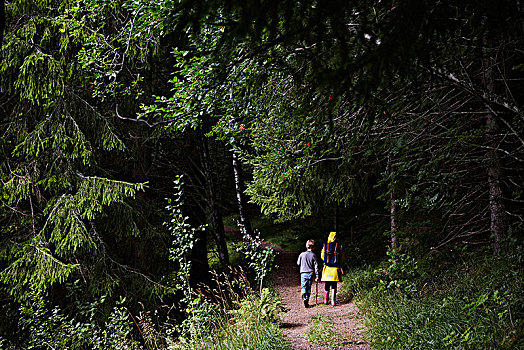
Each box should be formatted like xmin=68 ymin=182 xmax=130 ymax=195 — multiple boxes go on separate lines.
xmin=272 ymin=247 xmax=370 ymax=350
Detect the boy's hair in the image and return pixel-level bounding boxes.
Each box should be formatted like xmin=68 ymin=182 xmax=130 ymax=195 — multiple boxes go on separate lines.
xmin=306 ymin=239 xmax=315 ymax=250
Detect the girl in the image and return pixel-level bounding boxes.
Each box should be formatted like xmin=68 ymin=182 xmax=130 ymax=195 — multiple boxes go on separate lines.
xmin=321 ymin=232 xmax=344 ymax=306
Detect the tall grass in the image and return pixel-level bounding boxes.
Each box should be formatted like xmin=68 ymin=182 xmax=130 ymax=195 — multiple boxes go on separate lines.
xmin=341 ymin=245 xmax=523 ymax=349
xmin=358 ymin=289 xmax=519 ymax=349
xmin=171 ymin=288 xmax=289 ymax=350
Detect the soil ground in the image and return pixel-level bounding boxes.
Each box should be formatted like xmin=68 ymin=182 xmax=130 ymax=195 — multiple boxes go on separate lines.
xmin=271 ymin=246 xmax=370 ymax=350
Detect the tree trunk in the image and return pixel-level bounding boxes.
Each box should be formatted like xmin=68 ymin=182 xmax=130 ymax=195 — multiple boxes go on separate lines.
xmin=232 ymin=151 xmax=253 ymax=238
xmin=388 ymin=155 xmax=398 ymax=249
xmin=184 ymin=138 xmax=211 ymax=287
xmin=390 ymin=190 xmax=398 ymax=249
xmin=483 ymin=36 xmax=508 ymax=254
xmin=333 ymin=202 xmax=339 ymax=234
xmin=200 ymin=133 xmax=230 ymax=268
xmin=188 ymin=209 xmax=210 ymax=288
xmin=0 ymin=1 xmax=4 ymax=48
xmin=486 ymin=112 xmax=507 ymax=254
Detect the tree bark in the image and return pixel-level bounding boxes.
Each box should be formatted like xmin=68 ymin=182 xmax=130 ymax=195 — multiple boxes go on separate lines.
xmin=0 ymin=0 xmax=4 ymax=48
xmin=483 ymin=36 xmax=508 ymax=254
xmin=232 ymin=151 xmax=253 ymax=238
xmin=486 ymin=112 xmax=507 ymax=254
xmin=200 ymin=133 xmax=229 ymax=268
xmin=188 ymin=208 xmax=210 ymax=288
xmin=333 ymin=202 xmax=339 ymax=234
xmin=388 ymin=155 xmax=398 ymax=249
xmin=184 ymin=138 xmax=211 ymax=287
xmin=390 ymin=190 xmax=398 ymax=250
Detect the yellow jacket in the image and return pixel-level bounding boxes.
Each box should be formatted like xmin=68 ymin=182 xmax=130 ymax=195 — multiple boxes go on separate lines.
xmin=321 ymin=232 xmax=344 ymax=282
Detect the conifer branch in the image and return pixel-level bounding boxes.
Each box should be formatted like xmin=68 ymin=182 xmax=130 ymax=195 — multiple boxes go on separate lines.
xmin=423 ymin=64 xmax=524 ymax=121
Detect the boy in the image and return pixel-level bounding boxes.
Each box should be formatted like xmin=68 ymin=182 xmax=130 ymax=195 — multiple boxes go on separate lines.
xmin=297 ymin=239 xmax=319 ymax=308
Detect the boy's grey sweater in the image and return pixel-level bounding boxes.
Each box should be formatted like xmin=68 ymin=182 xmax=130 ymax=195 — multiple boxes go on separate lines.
xmin=297 ymin=250 xmax=319 ymax=275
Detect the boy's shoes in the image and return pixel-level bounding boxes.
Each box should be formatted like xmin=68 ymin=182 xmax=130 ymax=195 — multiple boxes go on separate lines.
xmin=302 ymin=294 xmax=309 ymax=308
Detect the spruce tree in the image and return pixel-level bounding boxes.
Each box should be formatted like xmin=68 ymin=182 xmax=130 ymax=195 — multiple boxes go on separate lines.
xmin=0 ymin=0 xmax=148 ymax=301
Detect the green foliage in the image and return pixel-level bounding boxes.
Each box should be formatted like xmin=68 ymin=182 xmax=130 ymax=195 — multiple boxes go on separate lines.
xmin=172 ymin=288 xmax=288 ymax=350
xmin=231 ymin=287 xmax=283 ymax=325
xmin=0 ymin=177 xmax=146 ymax=300
xmin=165 ymin=175 xmax=203 ymax=302
xmin=1 ymin=241 xmax=78 ymax=297
xmin=235 ymin=232 xmax=276 ymax=294
xmin=174 ymin=296 xmax=221 ymax=347
xmin=240 ymin=80 xmax=369 ymax=222
xmin=360 ymin=288 xmax=520 ymax=349
xmin=2 ymin=267 xmax=289 ymax=349
xmin=139 ymin=45 xmax=220 ymax=131
xmin=374 ymin=248 xmax=420 ymax=296
xmin=12 ymin=290 xmax=140 ymax=349
xmin=0 ymin=0 xmax=157 ymax=305
xmin=339 ymin=265 xmax=381 ymax=301
xmin=64 ymin=0 xmax=167 ymax=99
xmin=137 ymin=22 xmax=225 ymax=131
xmin=352 ymin=246 xmax=523 ymax=349
xmin=207 ymin=232 xmax=243 ymax=269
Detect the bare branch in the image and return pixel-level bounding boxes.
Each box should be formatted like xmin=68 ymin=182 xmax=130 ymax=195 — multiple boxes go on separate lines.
xmin=115 ymin=103 xmax=172 ymax=128
xmin=422 ymin=64 xmax=524 ymax=121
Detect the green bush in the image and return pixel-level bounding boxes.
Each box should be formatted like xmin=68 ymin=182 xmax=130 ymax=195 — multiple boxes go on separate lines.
xmin=235 ymin=233 xmax=277 ymax=294
xmin=339 ymin=265 xmax=381 ymax=300
xmin=5 ymin=285 xmax=289 ymax=349
xmin=12 ymin=291 xmax=141 ymax=349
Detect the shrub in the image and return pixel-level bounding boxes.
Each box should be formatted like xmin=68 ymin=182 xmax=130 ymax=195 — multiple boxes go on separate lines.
xmin=12 ymin=291 xmax=141 ymax=349
xmin=235 ymin=232 xmax=277 ymax=295
xmin=339 ymin=265 xmax=381 ymax=300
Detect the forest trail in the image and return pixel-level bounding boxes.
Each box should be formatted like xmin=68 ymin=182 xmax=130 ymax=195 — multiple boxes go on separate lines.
xmin=271 ymin=246 xmax=370 ymax=350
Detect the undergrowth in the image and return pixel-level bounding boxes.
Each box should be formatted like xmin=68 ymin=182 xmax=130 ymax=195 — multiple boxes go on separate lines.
xmin=172 ymin=288 xmax=288 ymax=350
xmin=341 ymin=241 xmax=523 ymax=349
xmin=2 ymin=277 xmax=289 ymax=350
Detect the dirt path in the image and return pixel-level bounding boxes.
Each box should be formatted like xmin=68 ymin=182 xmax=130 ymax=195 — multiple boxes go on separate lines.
xmin=271 ymin=247 xmax=370 ymax=350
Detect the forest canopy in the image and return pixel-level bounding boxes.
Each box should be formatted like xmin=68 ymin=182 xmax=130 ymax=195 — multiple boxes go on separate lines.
xmin=0 ymin=0 xmax=523 ymax=348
